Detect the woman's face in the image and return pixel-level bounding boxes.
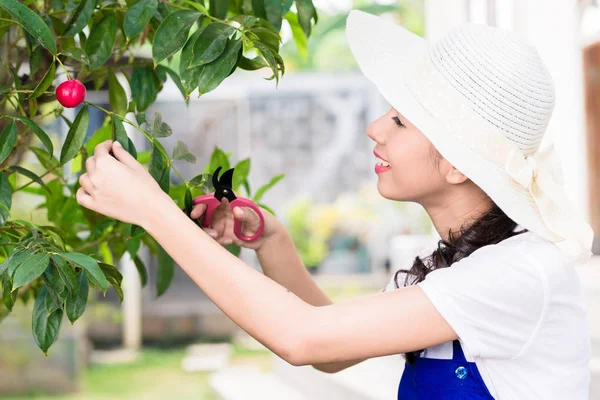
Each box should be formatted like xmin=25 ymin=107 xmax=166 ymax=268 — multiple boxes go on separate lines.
xmin=367 ymin=107 xmax=449 ymax=202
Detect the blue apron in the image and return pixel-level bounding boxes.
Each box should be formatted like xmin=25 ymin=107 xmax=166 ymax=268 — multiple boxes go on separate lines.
xmin=398 ymin=340 xmax=495 ymax=399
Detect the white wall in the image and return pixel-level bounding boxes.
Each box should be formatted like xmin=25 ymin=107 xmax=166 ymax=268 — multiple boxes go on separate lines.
xmin=424 ymin=0 xmax=591 ymax=222
xmin=511 ymin=0 xmax=590 ymax=222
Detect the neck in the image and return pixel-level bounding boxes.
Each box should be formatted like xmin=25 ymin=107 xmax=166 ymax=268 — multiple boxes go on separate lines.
xmin=421 ymin=188 xmax=493 ymax=242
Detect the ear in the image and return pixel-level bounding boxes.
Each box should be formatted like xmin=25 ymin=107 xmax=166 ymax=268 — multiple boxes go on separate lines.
xmin=439 ymin=158 xmax=469 ymax=185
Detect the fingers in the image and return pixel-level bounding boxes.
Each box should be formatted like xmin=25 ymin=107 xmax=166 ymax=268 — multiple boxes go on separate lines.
xmin=112 ymin=141 xmax=140 ymax=170
xmin=190 ymin=203 xmax=207 ymax=219
xmin=93 ymin=140 xmax=113 ymax=158
xmin=79 ymin=173 xmax=94 ymax=194
xmin=76 ymin=186 xmax=94 ymax=209
xmin=85 ymin=156 xmax=96 ymax=174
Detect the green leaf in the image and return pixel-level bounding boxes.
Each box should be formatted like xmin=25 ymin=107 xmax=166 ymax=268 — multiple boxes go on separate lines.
xmin=29 ymin=146 xmax=59 ymax=171
xmin=172 ymin=141 xmax=196 ymax=163
xmin=179 ymin=26 xmax=204 ymax=74
xmin=51 ymin=254 xmax=78 ymax=294
xmin=32 ymin=287 xmax=63 ymax=355
xmin=31 ymin=62 xmax=56 ymax=99
xmin=232 ymin=158 xmax=250 ymax=190
xmin=111 ymin=116 xmax=131 ymax=155
xmin=128 ymin=137 xmax=138 ymax=160
xmin=132 ymin=255 xmax=147 ymax=287
xmin=60 ymin=104 xmax=89 ymax=165
xmin=285 ymin=12 xmax=307 ymax=60
xmin=209 ymin=0 xmax=228 ymax=19
xmin=130 ymin=225 xmax=146 ymax=238
xmin=99 ymin=263 xmax=123 ymax=302
xmin=108 ymin=71 xmax=128 ymax=116
xmin=0 ymin=120 xmax=17 ymax=165
xmin=8 ymin=165 xmax=51 ymax=194
xmin=149 ymin=144 xmax=170 ymax=193
xmin=152 ymin=10 xmax=200 ymax=65
xmin=257 ymin=202 xmax=275 ymax=215
xmin=197 ymin=37 xmax=242 ymax=95
xmin=189 ymin=174 xmax=204 ymax=187
xmin=64 ymin=0 xmax=94 ymax=37
xmin=29 ymin=97 xmax=38 ymax=119
xmin=190 ymin=22 xmax=236 ymax=68
xmin=59 ymin=252 xmax=108 ymax=293
xmin=254 ymin=173 xmax=284 ymax=202
xmin=0 ymin=173 xmax=11 ymax=225
xmin=156 ymin=65 xmax=189 ymax=104
xmin=12 ymin=252 xmax=49 ymax=290
xmin=264 ymin=0 xmax=292 ymax=31
xmin=251 ymin=0 xmax=267 ymax=19
xmin=66 ymin=271 xmax=88 ymax=324
xmin=238 ymin=55 xmax=268 ymax=71
xmin=150 ymin=113 xmax=172 ymax=138
xmin=156 ymin=245 xmax=174 ymax=297
xmin=131 ymin=67 xmax=160 ymax=112
xmin=85 ymin=14 xmax=117 ymax=69
xmin=43 ymin=264 xmax=66 ymax=314
xmin=85 ymin=123 xmax=112 ymax=153
xmin=135 ymin=113 xmax=147 ymax=126
xmin=124 ymin=0 xmax=158 ymax=39
xmin=2 ymin=273 xmax=17 ymax=311
xmin=0 ymin=0 xmax=57 ymax=54
xmin=7 ymin=248 xmax=36 ymax=278
xmin=225 ymin=243 xmax=241 ymax=257
xmin=126 ymin=236 xmax=141 ymax=256
xmin=254 ymin=42 xmax=281 ymax=85
xmin=184 ymin=186 xmax=193 ymax=216
xmin=10 ymin=115 xmax=53 ymax=155
xmin=60 ymin=47 xmax=91 ymax=65
xmin=50 ymin=15 xmax=67 ymax=37
xmin=295 ymin=0 xmax=317 ymax=38
xmin=205 ymin=147 xmax=230 ymax=173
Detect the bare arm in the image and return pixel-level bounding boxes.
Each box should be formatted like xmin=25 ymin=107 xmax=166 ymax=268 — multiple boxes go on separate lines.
xmin=256 ymin=226 xmax=369 ymax=373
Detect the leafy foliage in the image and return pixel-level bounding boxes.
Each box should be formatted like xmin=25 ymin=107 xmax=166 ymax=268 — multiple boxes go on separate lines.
xmin=0 ymin=0 xmax=310 ymax=353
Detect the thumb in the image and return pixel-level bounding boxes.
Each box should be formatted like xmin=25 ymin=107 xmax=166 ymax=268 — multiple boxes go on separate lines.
xmin=234 ymin=206 xmax=258 ymax=224
xmin=112 ymin=141 xmax=140 ymax=169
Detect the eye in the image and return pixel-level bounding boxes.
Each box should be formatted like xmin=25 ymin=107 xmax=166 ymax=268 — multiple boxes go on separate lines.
xmin=392 ymin=116 xmax=405 ymax=127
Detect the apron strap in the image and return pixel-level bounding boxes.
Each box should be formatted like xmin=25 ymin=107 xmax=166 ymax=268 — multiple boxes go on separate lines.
xmin=452 ymin=340 xmax=468 ymax=363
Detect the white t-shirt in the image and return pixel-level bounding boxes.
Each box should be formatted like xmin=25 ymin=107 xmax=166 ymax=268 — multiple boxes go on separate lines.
xmin=384 ymin=229 xmax=591 ymax=400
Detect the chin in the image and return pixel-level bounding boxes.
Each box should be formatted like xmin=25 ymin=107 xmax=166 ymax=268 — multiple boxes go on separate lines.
xmin=376 ymin=179 xmax=402 ymax=200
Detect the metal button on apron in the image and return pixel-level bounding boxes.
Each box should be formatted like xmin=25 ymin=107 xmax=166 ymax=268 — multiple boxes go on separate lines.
xmin=455 ymin=366 xmax=468 ymax=379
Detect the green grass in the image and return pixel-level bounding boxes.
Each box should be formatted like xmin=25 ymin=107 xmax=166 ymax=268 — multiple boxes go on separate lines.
xmin=6 ymin=349 xmax=216 ymax=400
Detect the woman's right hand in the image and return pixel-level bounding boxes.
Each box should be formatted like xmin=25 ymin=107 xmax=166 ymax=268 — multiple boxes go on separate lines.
xmin=190 ymin=198 xmax=284 ymax=251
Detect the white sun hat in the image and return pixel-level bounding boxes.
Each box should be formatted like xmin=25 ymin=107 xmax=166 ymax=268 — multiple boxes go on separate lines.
xmin=345 ymin=10 xmax=594 ymax=262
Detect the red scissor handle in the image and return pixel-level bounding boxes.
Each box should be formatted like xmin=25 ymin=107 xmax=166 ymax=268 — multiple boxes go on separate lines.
xmin=192 ymin=195 xmax=265 ymax=242
xmin=192 ymin=195 xmax=221 ymax=228
xmin=230 ymin=198 xmax=265 ymax=242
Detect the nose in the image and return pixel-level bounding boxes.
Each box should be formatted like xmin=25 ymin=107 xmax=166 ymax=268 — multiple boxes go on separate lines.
xmin=366 ymin=118 xmax=387 ymax=145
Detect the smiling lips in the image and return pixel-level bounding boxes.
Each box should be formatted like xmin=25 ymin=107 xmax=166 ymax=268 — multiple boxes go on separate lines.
xmin=374 ymin=150 xmax=392 ymax=174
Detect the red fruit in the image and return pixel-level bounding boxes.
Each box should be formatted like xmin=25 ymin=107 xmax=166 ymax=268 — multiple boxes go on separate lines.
xmin=55 ymin=79 xmax=86 ymax=108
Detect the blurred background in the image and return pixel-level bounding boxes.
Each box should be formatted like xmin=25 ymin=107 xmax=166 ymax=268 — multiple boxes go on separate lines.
xmin=3 ymin=0 xmax=600 ymax=398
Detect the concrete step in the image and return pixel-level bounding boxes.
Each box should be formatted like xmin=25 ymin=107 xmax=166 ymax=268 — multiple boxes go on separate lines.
xmin=273 ymin=354 xmax=404 ymax=400
xmin=209 ymin=367 xmax=309 ymax=400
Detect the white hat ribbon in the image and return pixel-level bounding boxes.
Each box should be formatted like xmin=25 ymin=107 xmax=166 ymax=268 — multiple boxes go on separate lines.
xmin=505 ymin=144 xmax=563 ymax=191
xmin=505 ymin=144 xmax=592 ymax=258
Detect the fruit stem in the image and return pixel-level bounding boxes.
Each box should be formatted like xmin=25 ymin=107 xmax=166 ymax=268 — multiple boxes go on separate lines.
xmin=54 ymin=55 xmax=72 ymax=80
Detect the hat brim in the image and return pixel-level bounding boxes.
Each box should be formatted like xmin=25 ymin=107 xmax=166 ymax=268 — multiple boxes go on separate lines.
xmin=345 ymin=10 xmax=580 ymax=251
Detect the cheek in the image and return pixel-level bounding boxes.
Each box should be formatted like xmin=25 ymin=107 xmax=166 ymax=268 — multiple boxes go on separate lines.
xmin=378 ymin=146 xmax=442 ymax=199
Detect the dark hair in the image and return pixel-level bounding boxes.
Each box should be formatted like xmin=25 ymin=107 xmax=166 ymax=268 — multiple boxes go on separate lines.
xmin=395 ymin=202 xmax=528 ymax=364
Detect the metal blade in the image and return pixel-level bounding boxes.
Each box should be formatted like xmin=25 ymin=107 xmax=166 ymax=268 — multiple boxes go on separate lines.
xmin=220 ymin=168 xmax=235 ymax=189
xmin=212 ymin=166 xmax=222 ymax=190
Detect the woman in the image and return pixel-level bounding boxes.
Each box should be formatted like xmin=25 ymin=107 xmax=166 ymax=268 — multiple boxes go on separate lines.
xmin=76 ymin=10 xmax=594 ymax=399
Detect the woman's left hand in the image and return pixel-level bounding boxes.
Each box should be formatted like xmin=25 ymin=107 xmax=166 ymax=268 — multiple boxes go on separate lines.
xmin=76 ymin=140 xmax=168 ymax=228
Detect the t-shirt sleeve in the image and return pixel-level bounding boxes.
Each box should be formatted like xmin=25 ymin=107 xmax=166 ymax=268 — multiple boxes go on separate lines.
xmin=417 ymin=240 xmax=550 ymax=360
